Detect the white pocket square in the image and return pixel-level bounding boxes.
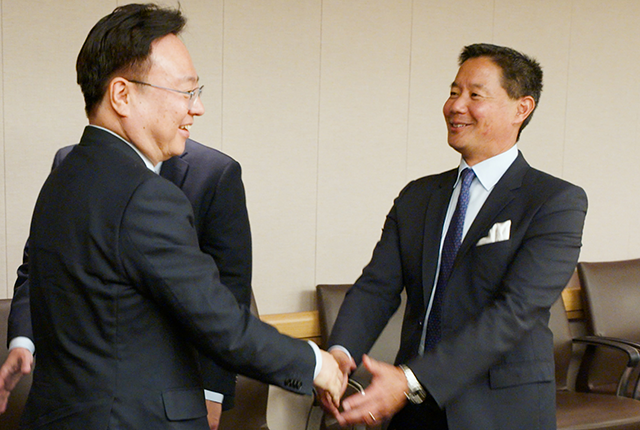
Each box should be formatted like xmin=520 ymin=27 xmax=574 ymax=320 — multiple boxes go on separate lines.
xmin=476 ymin=220 xmax=511 ymax=246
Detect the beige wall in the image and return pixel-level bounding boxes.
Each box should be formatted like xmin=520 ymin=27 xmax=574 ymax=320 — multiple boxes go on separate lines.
xmin=2 ymin=0 xmax=640 ymax=315
xmin=3 ymin=1 xmax=640 ymax=428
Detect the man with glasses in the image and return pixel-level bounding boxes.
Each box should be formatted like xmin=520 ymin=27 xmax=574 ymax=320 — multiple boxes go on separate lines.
xmin=2 ymin=4 xmax=344 ymax=429
xmin=128 ymin=80 xmax=204 ymax=109
xmin=2 ymin=133 xmax=257 ymax=430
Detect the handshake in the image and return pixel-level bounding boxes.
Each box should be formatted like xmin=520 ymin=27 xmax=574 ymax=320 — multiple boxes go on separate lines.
xmin=1 ymin=346 xmax=410 ymax=427
xmin=314 ymin=349 xmax=411 ymax=427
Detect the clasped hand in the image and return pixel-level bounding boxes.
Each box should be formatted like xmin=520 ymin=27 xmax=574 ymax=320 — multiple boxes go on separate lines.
xmin=0 ymin=347 xmax=34 ymax=414
xmin=317 ymin=351 xmax=409 ymax=427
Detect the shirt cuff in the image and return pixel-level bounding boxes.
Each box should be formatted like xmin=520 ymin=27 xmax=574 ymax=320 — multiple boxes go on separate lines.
xmin=204 ymin=390 xmax=224 ymax=403
xmin=9 ymin=336 xmax=35 ymax=355
xmin=307 ymin=340 xmax=322 ymax=380
xmin=328 ymin=345 xmax=352 ymax=361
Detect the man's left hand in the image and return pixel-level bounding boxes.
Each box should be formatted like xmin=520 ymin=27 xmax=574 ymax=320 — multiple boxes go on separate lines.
xmin=336 ymin=354 xmax=408 ymax=427
xmin=206 ymin=400 xmax=222 ymax=430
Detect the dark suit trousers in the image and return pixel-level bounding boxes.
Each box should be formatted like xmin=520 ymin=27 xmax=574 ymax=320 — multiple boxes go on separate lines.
xmin=388 ymin=401 xmax=448 ymax=430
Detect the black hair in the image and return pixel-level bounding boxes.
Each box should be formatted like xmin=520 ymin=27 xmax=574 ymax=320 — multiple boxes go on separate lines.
xmin=76 ymin=3 xmax=186 ymax=118
xmin=459 ymin=43 xmax=543 ymax=138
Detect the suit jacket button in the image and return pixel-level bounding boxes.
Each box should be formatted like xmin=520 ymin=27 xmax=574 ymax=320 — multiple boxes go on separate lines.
xmin=285 ymin=379 xmax=302 ymax=390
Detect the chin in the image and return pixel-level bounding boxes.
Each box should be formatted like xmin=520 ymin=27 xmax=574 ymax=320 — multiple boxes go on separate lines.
xmin=169 ymin=140 xmax=187 ymax=157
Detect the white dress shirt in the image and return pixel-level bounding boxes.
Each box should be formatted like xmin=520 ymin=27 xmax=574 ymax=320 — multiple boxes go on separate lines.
xmin=331 ymin=145 xmax=519 ymax=362
xmin=418 ymin=144 xmax=518 ymax=355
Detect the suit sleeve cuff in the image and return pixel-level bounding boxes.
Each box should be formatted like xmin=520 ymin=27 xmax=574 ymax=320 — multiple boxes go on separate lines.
xmin=204 ymin=390 xmax=224 ymax=403
xmin=9 ymin=336 xmax=35 ymax=355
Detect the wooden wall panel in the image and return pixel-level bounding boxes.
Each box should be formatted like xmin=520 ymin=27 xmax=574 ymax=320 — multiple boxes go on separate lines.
xmin=180 ymin=1 xmax=224 ymax=150
xmin=0 ymin=0 xmax=638 ymax=312
xmin=407 ymin=0 xmax=494 ymax=181
xmin=2 ymin=2 xmax=115 ymax=299
xmin=0 ymin=16 xmax=5 ymax=297
xmin=493 ymin=0 xmax=573 ymax=177
xmin=222 ymin=0 xmax=322 ymax=312
xmin=315 ymin=0 xmax=413 ymax=286
xmin=563 ymin=0 xmax=640 ymax=261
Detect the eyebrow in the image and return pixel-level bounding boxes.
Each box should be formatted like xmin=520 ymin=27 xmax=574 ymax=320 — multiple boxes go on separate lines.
xmin=450 ymin=82 xmax=486 ymax=91
xmin=179 ymin=74 xmax=200 ymax=84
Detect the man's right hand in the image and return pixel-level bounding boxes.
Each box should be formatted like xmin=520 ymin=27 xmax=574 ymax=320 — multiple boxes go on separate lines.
xmin=317 ymin=349 xmax=356 ymax=417
xmin=313 ymin=350 xmax=349 ymax=408
xmin=0 ymin=347 xmax=34 ymax=413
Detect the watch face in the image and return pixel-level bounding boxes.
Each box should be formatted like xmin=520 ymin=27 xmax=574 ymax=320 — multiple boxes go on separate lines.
xmin=407 ymin=391 xmax=426 ymax=404
xmin=404 ymin=383 xmax=426 ymax=405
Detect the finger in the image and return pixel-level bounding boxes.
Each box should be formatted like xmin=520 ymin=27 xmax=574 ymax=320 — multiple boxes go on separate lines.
xmin=0 ymin=392 xmax=9 ymax=414
xmin=362 ymin=354 xmax=379 ymax=374
xmin=331 ymin=381 xmax=342 ymax=407
xmin=21 ymin=357 xmax=33 ymax=374
xmin=320 ymin=391 xmax=340 ymax=417
xmin=341 ymin=388 xmax=371 ymax=412
xmin=349 ymin=356 xmax=357 ymax=372
xmin=338 ymin=404 xmax=376 ymax=425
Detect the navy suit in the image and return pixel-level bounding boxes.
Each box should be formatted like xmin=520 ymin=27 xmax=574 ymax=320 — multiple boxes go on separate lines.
xmin=9 ymin=138 xmax=252 ymax=409
xmin=21 ymin=126 xmax=315 ymax=429
xmin=329 ymin=153 xmax=587 ymax=429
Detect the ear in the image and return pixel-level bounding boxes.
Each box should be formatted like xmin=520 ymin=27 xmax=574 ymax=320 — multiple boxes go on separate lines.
xmin=109 ymin=77 xmax=132 ymax=117
xmin=515 ymin=96 xmax=535 ymax=125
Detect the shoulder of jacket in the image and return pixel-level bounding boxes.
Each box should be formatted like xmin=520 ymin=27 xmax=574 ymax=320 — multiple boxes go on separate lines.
xmin=184 ymin=140 xmax=239 ymax=168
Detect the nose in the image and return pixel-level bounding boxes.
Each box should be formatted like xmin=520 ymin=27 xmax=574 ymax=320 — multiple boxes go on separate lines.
xmin=189 ymin=93 xmax=205 ymax=117
xmin=445 ymin=94 xmax=468 ymax=115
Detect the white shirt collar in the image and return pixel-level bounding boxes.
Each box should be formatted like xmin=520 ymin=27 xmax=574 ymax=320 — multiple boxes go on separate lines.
xmin=457 ymin=144 xmax=518 ymax=192
xmin=87 ymin=125 xmax=163 ymax=174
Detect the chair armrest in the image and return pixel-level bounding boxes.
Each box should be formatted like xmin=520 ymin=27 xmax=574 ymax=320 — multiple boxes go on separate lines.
xmin=573 ymin=335 xmax=640 ymax=397
xmin=583 ymin=336 xmax=640 ymax=400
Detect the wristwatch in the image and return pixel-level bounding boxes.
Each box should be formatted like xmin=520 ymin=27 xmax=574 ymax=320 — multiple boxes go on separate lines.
xmin=399 ymin=364 xmax=427 ymax=404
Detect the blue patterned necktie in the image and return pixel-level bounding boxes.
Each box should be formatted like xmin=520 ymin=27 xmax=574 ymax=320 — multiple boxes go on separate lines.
xmin=424 ymin=168 xmax=476 ymax=351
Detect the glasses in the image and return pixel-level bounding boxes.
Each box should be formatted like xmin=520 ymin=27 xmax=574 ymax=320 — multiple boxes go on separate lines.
xmin=129 ymin=80 xmax=204 ymax=110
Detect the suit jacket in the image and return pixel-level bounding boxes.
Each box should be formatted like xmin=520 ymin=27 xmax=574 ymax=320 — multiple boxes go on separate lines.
xmin=9 ymin=139 xmax=252 ymax=409
xmin=22 ymin=126 xmax=315 ymax=430
xmin=329 ymin=153 xmax=588 ymax=429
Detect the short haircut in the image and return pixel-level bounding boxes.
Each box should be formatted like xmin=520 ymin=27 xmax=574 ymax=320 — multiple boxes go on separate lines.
xmin=76 ymin=3 xmax=186 ymax=118
xmin=459 ymin=43 xmax=543 ymax=139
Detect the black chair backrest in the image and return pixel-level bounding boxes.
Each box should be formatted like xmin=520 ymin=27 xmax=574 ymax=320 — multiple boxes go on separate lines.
xmin=578 ymin=259 xmax=640 ymax=341
xmin=316 ymin=284 xmax=406 ymax=367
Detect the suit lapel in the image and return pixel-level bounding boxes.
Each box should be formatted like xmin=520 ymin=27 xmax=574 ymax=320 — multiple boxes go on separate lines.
xmin=421 ymin=170 xmax=457 ymax=308
xmin=457 ymin=153 xmax=529 ymax=259
xmin=160 ymin=153 xmax=190 ymax=188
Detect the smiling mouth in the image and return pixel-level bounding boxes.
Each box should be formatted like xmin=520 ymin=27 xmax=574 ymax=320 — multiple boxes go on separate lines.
xmin=179 ymin=125 xmax=191 ymax=131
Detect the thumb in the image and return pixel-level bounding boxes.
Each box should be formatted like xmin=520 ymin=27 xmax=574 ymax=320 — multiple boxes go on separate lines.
xmin=21 ymin=356 xmax=33 ymax=374
xmin=361 ymin=354 xmax=380 ymax=374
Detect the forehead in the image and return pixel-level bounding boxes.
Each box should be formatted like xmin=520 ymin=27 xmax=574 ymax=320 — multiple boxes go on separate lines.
xmin=148 ymin=34 xmax=198 ymax=84
xmin=452 ymin=57 xmax=503 ymax=89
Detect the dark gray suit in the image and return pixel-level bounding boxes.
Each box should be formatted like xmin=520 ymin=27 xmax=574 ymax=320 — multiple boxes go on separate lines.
xmin=329 ymin=153 xmax=587 ymax=429
xmin=10 ymin=138 xmax=252 ymax=409
xmin=22 ymin=126 xmax=315 ymax=429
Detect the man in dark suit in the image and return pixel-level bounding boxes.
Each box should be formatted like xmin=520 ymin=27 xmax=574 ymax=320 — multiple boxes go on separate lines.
xmin=321 ymin=44 xmax=588 ymax=429
xmin=1 ymin=138 xmax=254 ymax=429
xmin=3 ymin=4 xmax=343 ymax=429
